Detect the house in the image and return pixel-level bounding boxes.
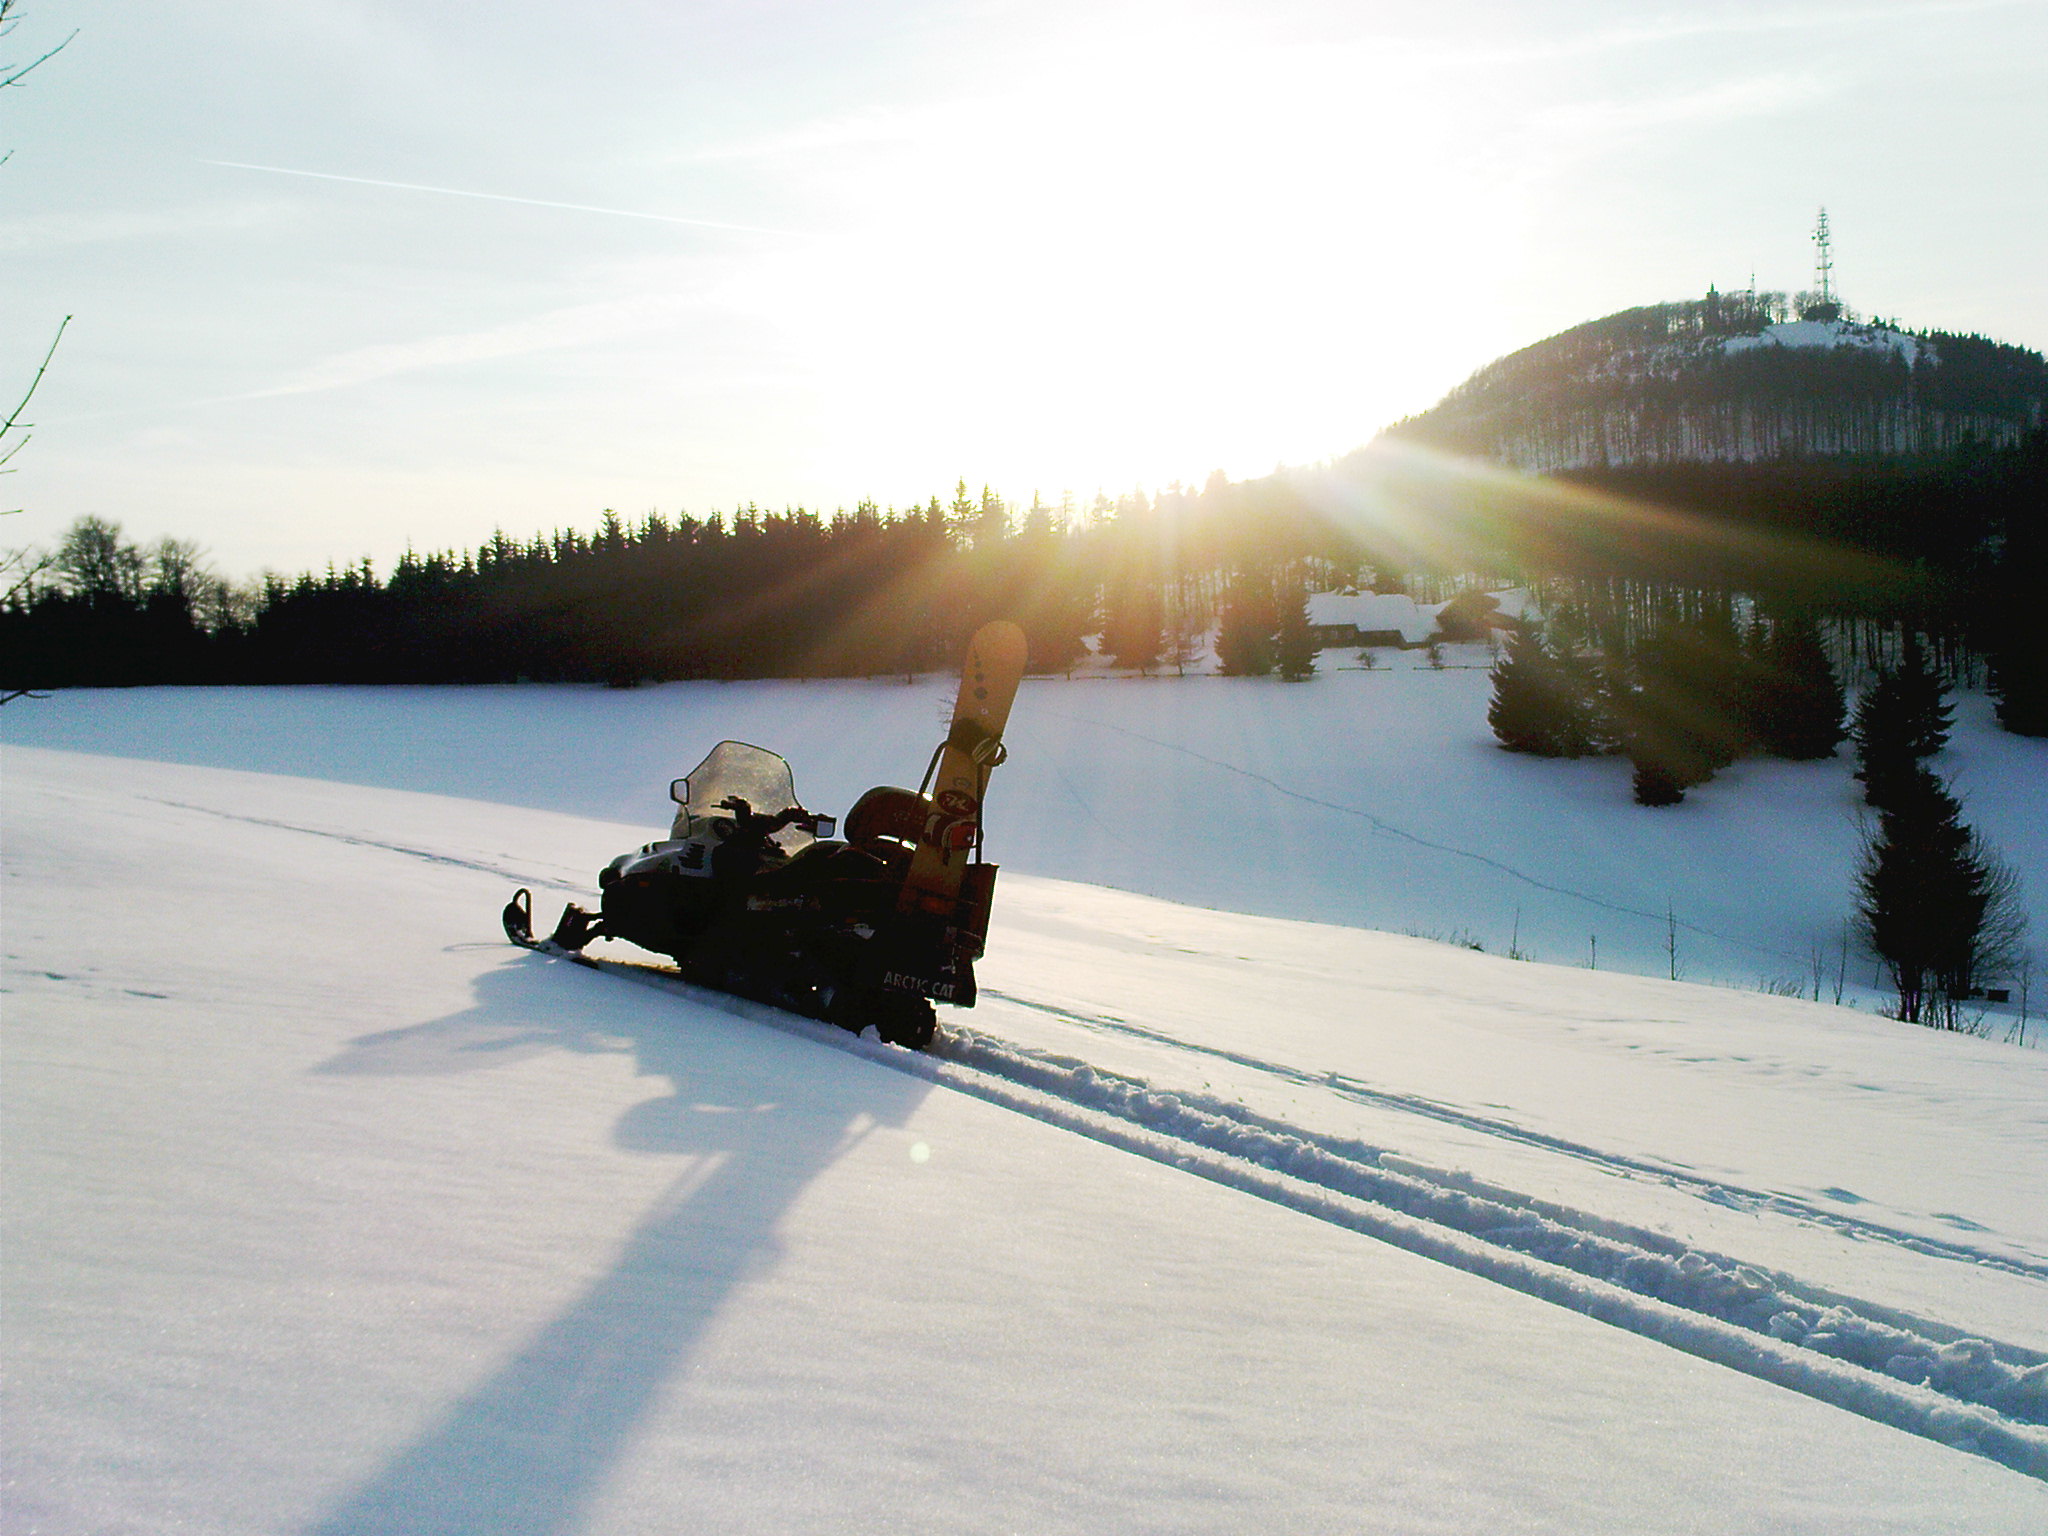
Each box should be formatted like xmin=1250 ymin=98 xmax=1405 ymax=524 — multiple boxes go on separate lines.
xmin=1433 ymin=588 xmax=1512 ymax=642
xmin=1304 ymin=590 xmax=1436 ymax=649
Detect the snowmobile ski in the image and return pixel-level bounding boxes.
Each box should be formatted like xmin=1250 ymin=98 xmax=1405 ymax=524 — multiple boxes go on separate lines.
xmin=501 ymin=887 xmax=601 ymax=967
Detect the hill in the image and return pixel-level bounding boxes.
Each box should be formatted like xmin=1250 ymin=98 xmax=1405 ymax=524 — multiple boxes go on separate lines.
xmin=1382 ymin=292 xmax=2048 ymax=472
xmin=7 ymin=734 xmax=2048 ymax=1531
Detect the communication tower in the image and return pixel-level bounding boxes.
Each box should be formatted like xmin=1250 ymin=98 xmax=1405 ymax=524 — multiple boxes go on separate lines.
xmin=1806 ymin=208 xmax=1842 ymax=320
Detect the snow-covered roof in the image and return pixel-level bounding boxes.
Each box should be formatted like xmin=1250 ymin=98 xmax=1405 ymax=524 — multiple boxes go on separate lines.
xmin=1486 ymin=587 xmax=1536 ymax=622
xmin=1305 ymin=591 xmax=1434 ymax=643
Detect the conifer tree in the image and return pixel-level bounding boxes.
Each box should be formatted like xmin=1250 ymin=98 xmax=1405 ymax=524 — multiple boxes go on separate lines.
xmin=1746 ymin=613 xmax=1846 ymax=759
xmin=1010 ymin=503 xmax=1092 ymax=674
xmin=1019 ymin=597 xmax=1092 ymax=676
xmin=1687 ymin=602 xmax=1754 ymax=766
xmin=946 ymin=479 xmax=978 ymax=544
xmin=1858 ymin=767 xmax=2012 ymax=1026
xmin=971 ymin=484 xmax=1009 ymax=548
xmin=1619 ymin=656 xmax=1701 ymax=806
xmin=1616 ymin=621 xmax=1742 ymax=804
xmin=1889 ymin=633 xmax=1952 ymax=757
xmin=1094 ymin=492 xmax=1168 ymax=672
xmin=1488 ymin=619 xmax=1605 ymax=756
xmin=1489 ymin=620 xmax=1546 ymax=752
xmin=1099 ymin=576 xmax=1165 ymax=673
xmin=1984 ymin=428 xmax=2048 ymax=735
xmin=1163 ymin=576 xmax=1208 ymax=677
xmin=1985 ymin=619 xmax=2048 ymax=737
xmin=1562 ymin=649 xmax=1616 ymax=754
xmin=1852 ymin=633 xmax=1952 ymax=809
xmin=1627 ymin=752 xmax=1686 ymax=807
xmin=1215 ymin=569 xmax=1277 ymax=677
xmin=1275 ymin=576 xmax=1316 ymax=681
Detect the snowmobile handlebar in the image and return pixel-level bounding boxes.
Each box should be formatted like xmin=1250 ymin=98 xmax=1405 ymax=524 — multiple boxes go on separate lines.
xmin=713 ymin=796 xmax=837 ymax=839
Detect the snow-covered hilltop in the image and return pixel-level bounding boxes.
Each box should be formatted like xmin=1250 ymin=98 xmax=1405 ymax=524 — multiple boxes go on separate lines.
xmin=1382 ymin=292 xmax=2048 ymax=471
xmin=1722 ymin=315 xmax=1926 ymax=365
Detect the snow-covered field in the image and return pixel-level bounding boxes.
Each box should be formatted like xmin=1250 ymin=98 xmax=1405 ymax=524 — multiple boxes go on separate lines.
xmin=6 ymin=672 xmax=2047 ymax=1532
xmin=7 ymin=658 xmax=2045 ymax=994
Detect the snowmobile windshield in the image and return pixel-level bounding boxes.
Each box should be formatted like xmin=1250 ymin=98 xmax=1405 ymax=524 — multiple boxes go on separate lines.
xmin=674 ymin=741 xmax=814 ymax=853
xmin=679 ymin=741 xmax=800 ymax=816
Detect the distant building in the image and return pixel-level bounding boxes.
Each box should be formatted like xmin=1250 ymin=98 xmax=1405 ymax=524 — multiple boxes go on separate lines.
xmin=1433 ymin=589 xmax=1508 ymax=642
xmin=1305 ymin=591 xmax=1435 ymax=648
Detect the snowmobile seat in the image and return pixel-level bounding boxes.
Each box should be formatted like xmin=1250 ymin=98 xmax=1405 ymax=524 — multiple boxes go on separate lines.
xmin=750 ymin=837 xmax=900 ymax=901
xmin=844 ymin=786 xmax=928 ymax=852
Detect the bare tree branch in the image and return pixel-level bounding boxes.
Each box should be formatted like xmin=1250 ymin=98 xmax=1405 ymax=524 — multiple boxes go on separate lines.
xmin=0 ymin=314 xmax=69 ymax=489
xmin=2 ymin=541 xmax=53 ymax=601
xmin=0 ymin=1 xmax=77 ymax=91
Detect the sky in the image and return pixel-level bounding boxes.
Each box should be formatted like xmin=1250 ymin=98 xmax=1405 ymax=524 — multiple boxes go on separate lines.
xmin=3 ymin=0 xmax=2044 ymax=578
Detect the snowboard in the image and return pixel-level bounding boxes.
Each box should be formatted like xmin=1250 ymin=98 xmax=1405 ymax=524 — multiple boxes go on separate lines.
xmin=897 ymin=619 xmax=1027 ymax=919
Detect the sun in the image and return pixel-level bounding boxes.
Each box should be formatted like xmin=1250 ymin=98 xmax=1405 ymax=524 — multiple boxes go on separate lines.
xmin=705 ymin=17 xmax=1519 ymax=505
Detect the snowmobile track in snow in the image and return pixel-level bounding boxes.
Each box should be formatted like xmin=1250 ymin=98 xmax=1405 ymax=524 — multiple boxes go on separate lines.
xmin=525 ymin=947 xmax=2048 ymax=1482
xmin=144 ymin=798 xmax=594 ymax=896
xmin=984 ymin=990 xmax=2048 ymax=1284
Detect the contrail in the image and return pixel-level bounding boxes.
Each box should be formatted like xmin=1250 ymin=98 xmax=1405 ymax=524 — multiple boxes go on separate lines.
xmin=204 ymin=160 xmax=796 ymax=235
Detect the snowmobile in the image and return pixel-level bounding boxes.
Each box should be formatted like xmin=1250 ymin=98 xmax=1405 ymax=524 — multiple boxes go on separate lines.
xmin=502 ymin=620 xmax=1027 ymax=1050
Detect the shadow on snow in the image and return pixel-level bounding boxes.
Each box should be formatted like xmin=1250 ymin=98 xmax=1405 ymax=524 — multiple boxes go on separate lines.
xmin=304 ymin=951 xmax=931 ymax=1536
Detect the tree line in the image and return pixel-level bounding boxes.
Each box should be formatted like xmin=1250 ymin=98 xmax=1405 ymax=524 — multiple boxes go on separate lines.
xmin=1486 ymin=596 xmax=1847 ymax=805
xmin=1 ymin=477 xmax=1341 ymax=692
xmin=1354 ymin=425 xmax=2048 ymax=736
xmin=4 ymin=426 xmax=2043 ymax=728
xmin=1486 ymin=599 xmax=2029 ymax=1026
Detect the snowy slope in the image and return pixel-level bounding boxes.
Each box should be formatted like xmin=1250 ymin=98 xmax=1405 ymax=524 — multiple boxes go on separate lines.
xmin=6 ymin=668 xmax=2043 ymax=998
xmin=1721 ymin=317 xmax=1925 ymax=364
xmin=6 ymin=744 xmax=2047 ymax=1533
